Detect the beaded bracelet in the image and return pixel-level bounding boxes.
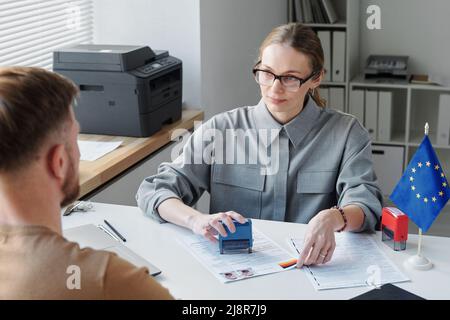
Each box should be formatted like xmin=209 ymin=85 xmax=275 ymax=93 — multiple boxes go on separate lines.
xmin=332 ymin=205 xmax=347 ymax=232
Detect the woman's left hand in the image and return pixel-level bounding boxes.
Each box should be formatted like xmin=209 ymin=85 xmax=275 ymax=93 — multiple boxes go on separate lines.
xmin=296 ymin=208 xmax=343 ymax=268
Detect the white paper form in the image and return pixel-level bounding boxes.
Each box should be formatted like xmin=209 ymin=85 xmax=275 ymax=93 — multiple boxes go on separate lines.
xmin=178 ymin=228 xmax=297 ymax=283
xmin=78 ymin=140 xmax=123 ymax=161
xmin=289 ymin=233 xmax=410 ymax=290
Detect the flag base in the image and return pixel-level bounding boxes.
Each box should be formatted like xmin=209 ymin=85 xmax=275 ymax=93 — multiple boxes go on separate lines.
xmin=404 ymin=255 xmax=433 ymax=271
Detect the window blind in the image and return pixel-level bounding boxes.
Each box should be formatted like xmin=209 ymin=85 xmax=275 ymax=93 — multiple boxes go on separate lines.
xmin=0 ymin=0 xmax=93 ymax=70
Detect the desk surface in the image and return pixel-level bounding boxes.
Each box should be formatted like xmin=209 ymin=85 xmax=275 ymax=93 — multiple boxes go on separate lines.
xmin=62 ymin=203 xmax=450 ymax=300
xmin=77 ymin=109 xmax=203 ymax=198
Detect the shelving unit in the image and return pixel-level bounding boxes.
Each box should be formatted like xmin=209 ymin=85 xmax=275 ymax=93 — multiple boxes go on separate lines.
xmin=288 ymin=0 xmax=450 ymax=236
xmin=302 ymin=22 xmax=347 ymax=28
xmin=350 ymin=77 xmax=450 ymax=236
xmin=350 ymin=80 xmax=450 ymax=164
xmin=289 ymin=0 xmax=361 ymax=111
xmin=289 ymin=0 xmax=450 ymax=172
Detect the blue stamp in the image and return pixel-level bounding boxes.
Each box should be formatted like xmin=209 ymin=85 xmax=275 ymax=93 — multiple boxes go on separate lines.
xmin=219 ymin=219 xmax=253 ymax=254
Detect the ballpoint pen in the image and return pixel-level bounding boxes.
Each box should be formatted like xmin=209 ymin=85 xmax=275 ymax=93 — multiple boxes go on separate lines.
xmin=104 ymin=219 xmax=127 ymax=242
xmin=97 ymin=224 xmax=120 ymax=242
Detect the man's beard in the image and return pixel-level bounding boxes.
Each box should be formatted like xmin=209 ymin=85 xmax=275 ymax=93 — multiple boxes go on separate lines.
xmin=60 ymin=155 xmax=80 ymax=208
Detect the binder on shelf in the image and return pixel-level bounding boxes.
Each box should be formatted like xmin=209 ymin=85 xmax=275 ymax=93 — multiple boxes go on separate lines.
xmin=365 ymin=90 xmax=378 ymax=140
xmin=289 ymin=0 xmax=296 ymax=22
xmin=317 ymin=31 xmax=331 ymax=81
xmin=320 ymin=86 xmax=330 ymax=107
xmin=294 ymin=0 xmax=303 ymax=23
xmin=437 ymin=94 xmax=450 ymax=146
xmin=317 ymin=0 xmax=330 ymax=23
xmin=378 ymin=91 xmax=393 ymax=142
xmin=313 ymin=0 xmax=327 ymax=23
xmin=349 ymin=89 xmax=365 ymax=125
xmin=309 ymin=0 xmax=318 ymax=23
xmin=310 ymin=0 xmax=320 ymax=23
xmin=329 ymin=87 xmax=345 ymax=112
xmin=321 ymin=0 xmax=338 ymax=24
xmin=332 ymin=31 xmax=346 ymax=82
xmin=302 ymin=0 xmax=313 ymax=23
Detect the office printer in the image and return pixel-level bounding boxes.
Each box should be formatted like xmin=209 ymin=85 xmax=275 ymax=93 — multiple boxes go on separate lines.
xmin=364 ymin=55 xmax=409 ymax=81
xmin=53 ymin=44 xmax=182 ymax=137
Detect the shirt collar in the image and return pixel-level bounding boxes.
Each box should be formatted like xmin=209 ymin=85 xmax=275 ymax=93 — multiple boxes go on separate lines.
xmin=252 ymin=95 xmax=322 ymax=148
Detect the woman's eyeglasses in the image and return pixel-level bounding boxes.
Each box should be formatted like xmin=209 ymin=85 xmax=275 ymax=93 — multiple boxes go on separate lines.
xmin=252 ymin=67 xmax=319 ymax=92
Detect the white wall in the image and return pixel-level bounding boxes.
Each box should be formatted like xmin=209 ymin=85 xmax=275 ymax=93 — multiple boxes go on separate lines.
xmin=359 ymin=0 xmax=450 ymax=77
xmin=93 ymin=0 xmax=202 ymax=108
xmin=200 ymin=0 xmax=288 ymax=120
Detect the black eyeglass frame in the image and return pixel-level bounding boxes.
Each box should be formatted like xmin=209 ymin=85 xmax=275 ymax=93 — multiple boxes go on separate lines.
xmin=252 ymin=61 xmax=320 ymax=90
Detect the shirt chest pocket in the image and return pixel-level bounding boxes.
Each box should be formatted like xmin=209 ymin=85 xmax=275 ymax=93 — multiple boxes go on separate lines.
xmin=210 ymin=165 xmax=265 ymax=218
xmin=296 ymin=170 xmax=337 ymax=194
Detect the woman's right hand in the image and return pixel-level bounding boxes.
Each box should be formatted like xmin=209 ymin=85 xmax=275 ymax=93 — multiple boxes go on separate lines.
xmin=189 ymin=211 xmax=247 ymax=243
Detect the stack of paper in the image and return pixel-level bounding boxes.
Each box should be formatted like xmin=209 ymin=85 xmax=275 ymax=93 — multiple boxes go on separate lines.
xmin=178 ymin=228 xmax=297 ymax=283
xmin=78 ymin=140 xmax=123 ymax=161
xmin=289 ymin=233 xmax=409 ymax=290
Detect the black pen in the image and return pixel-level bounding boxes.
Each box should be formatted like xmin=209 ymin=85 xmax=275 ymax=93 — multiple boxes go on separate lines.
xmin=290 ymin=238 xmax=300 ymax=255
xmin=104 ymin=220 xmax=127 ymax=242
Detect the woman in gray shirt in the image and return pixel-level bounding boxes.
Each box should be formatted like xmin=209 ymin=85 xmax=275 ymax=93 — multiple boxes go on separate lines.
xmin=136 ymin=23 xmax=382 ymax=267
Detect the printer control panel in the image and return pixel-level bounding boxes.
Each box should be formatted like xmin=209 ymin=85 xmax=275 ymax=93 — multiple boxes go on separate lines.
xmin=135 ymin=57 xmax=178 ymax=75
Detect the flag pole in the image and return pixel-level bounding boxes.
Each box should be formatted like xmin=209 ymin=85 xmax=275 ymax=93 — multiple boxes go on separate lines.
xmin=404 ymin=122 xmax=433 ymax=270
xmin=417 ymin=228 xmax=423 ymax=257
xmin=417 ymin=123 xmax=428 ymax=257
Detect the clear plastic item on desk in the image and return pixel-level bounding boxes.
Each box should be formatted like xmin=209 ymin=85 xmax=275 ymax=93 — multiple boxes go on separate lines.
xmin=62 ymin=201 xmax=94 ymax=216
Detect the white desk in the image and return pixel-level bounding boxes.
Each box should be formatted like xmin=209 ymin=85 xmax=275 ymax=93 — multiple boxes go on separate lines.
xmin=62 ymin=202 xmax=450 ymax=300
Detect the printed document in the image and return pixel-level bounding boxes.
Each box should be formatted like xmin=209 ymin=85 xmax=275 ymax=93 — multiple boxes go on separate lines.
xmin=289 ymin=233 xmax=410 ymax=290
xmin=78 ymin=140 xmax=123 ymax=161
xmin=178 ymin=228 xmax=297 ymax=283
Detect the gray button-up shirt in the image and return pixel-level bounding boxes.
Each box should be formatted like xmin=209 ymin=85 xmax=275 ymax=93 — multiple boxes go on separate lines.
xmin=136 ymin=97 xmax=383 ymax=231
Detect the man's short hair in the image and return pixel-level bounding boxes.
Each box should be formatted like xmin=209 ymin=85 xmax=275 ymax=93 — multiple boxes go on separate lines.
xmin=0 ymin=67 xmax=79 ymax=172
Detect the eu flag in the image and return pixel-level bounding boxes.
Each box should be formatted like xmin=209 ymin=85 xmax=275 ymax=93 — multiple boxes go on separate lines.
xmin=390 ymin=136 xmax=450 ymax=232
